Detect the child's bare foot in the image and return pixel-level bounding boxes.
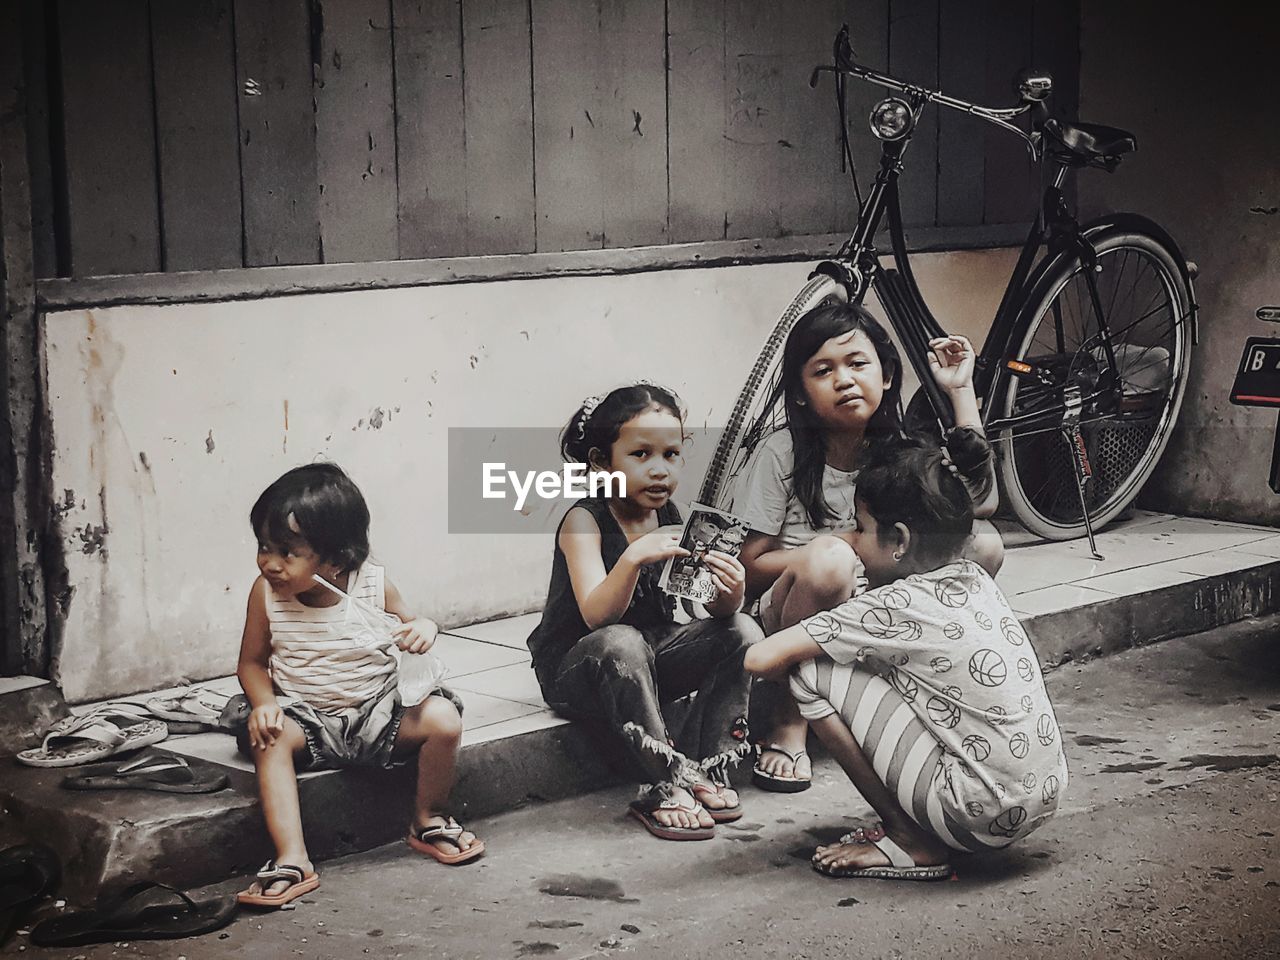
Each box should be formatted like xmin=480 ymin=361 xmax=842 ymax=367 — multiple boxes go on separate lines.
xmin=689 ymin=777 xmax=743 ymax=823
xmin=753 ymin=707 xmax=812 ymax=790
xmin=628 ymin=784 xmax=715 ymax=840
xmin=408 ymin=815 xmax=485 ymax=864
xmin=653 ymin=786 xmax=714 ymax=829
xmin=812 ymin=823 xmax=951 ymax=876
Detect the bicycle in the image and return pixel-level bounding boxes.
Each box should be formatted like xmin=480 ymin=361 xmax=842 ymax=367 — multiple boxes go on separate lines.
xmin=697 ymin=25 xmax=1198 ymax=555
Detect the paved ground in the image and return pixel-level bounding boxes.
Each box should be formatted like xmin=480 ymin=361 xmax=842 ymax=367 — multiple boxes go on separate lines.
xmin=9 ymin=616 xmax=1280 ymax=959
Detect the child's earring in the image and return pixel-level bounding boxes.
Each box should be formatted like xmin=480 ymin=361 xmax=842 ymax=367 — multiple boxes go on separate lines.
xmin=892 ymin=550 xmax=904 ymax=562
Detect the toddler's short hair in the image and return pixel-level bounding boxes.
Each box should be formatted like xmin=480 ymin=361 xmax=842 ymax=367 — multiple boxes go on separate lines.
xmin=250 ymin=462 xmax=370 ymax=573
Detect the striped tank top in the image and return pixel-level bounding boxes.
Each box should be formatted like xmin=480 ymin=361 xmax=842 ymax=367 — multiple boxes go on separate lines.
xmin=265 ymin=561 xmax=398 ymax=713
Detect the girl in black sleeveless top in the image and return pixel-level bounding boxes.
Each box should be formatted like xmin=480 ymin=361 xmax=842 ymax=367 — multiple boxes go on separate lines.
xmin=526 ymin=384 xmax=763 ymax=841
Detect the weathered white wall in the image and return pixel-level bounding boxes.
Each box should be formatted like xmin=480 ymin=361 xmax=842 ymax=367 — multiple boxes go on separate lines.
xmin=45 ymin=250 xmax=1016 ymax=701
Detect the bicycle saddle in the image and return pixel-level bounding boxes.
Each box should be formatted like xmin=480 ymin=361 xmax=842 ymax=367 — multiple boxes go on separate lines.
xmin=1043 ymin=119 xmax=1137 ymax=168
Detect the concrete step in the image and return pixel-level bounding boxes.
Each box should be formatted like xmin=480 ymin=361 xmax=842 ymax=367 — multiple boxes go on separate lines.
xmin=3 ymin=511 xmax=1278 ymax=903
xmin=0 ymin=675 xmax=68 ymax=750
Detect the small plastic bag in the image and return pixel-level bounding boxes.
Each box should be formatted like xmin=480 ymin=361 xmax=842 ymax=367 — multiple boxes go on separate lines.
xmin=396 ymin=648 xmax=448 ymax=708
xmin=310 ymin=575 xmax=448 ymax=707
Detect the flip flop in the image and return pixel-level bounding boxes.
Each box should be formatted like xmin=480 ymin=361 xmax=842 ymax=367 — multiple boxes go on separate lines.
xmin=406 ymin=818 xmax=485 ymax=865
xmin=145 ymin=687 xmax=234 ymax=733
xmin=751 ymin=743 xmax=812 ymax=793
xmin=0 ymin=845 xmax=60 ymax=946
xmin=61 ymin=752 xmax=229 ymax=794
xmin=628 ymin=786 xmax=716 ymax=841
xmin=30 ymin=880 xmax=237 ymax=947
xmin=16 ymin=706 xmax=168 ymax=768
xmin=690 ymin=780 xmax=744 ymax=824
xmin=236 ymin=862 xmax=320 ymax=908
xmin=812 ymin=834 xmax=952 ymax=881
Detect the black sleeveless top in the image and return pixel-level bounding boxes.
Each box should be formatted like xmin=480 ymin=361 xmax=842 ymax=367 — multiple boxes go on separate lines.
xmin=527 ymin=496 xmax=681 ymax=693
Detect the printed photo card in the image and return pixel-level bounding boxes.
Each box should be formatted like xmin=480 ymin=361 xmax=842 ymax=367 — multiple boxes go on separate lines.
xmin=659 ymin=503 xmax=749 ymax=604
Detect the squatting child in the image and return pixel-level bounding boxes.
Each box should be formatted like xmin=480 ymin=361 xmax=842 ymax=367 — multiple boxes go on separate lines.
xmin=745 ymin=432 xmax=1067 ymax=879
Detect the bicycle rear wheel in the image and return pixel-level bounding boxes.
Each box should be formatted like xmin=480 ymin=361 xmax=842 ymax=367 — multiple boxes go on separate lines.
xmin=996 ymin=224 xmax=1193 ymax=540
xmin=697 ymin=274 xmax=847 ymax=508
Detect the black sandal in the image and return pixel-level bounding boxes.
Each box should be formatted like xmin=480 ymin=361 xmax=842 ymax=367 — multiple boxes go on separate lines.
xmin=31 ymin=880 xmax=237 ymax=946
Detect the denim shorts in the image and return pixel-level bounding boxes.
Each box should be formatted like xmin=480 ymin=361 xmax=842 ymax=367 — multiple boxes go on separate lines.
xmin=228 ymin=685 xmax=463 ymax=771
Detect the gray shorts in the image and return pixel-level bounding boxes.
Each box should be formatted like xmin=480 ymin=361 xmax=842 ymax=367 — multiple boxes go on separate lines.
xmin=228 ymin=685 xmax=463 ymax=771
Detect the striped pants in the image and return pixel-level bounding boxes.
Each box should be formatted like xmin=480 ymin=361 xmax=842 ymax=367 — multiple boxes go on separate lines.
xmin=790 ymin=657 xmax=999 ymax=853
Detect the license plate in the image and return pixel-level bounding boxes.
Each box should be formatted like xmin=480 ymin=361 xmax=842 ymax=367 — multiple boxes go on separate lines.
xmin=1230 ymin=337 xmax=1280 ymax=407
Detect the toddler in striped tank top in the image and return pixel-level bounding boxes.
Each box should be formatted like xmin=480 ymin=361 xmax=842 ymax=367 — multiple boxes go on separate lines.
xmin=234 ymin=463 xmax=483 ymax=910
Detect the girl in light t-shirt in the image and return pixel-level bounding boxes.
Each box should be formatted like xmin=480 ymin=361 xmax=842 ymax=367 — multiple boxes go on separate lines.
xmin=735 ymin=302 xmax=1003 ymax=792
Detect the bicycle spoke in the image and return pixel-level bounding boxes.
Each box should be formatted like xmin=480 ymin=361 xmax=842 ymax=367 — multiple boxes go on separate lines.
xmin=999 ymin=234 xmax=1189 ymax=535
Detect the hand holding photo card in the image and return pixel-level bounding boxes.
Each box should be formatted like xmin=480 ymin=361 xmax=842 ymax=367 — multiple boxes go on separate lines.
xmin=659 ymin=503 xmax=750 ymax=604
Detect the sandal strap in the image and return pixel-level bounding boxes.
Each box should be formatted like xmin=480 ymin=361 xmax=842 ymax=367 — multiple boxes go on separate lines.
xmin=869 ymin=834 xmax=915 ymax=870
xmin=115 ymin=754 xmax=189 ymax=777
xmin=758 ymin=743 xmax=808 ymax=764
xmin=151 ymin=686 xmax=230 ymax=719
xmin=96 ymin=880 xmax=198 ymax=925
xmin=255 ymin=860 xmax=307 ymax=885
xmin=414 ymin=818 xmax=469 ymax=847
xmin=42 ymin=714 xmax=128 ymax=751
xmin=635 ymin=783 xmax=704 ymax=816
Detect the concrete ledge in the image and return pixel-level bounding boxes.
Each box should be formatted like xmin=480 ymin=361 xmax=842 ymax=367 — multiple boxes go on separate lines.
xmin=0 ymin=721 xmax=618 ymax=904
xmin=0 ymin=677 xmax=68 ymax=752
xmin=36 ymin=224 xmax=1028 ymax=310
xmin=5 ymin=522 xmax=1277 ymax=904
xmin=1026 ymin=560 xmax=1280 ymax=666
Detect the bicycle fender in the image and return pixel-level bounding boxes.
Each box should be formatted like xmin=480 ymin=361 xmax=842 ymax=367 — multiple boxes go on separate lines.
xmin=1079 ymin=212 xmax=1199 ymax=343
xmin=1019 ymin=215 xmax=1198 ymax=345
xmin=982 ymin=215 xmax=1197 ymax=419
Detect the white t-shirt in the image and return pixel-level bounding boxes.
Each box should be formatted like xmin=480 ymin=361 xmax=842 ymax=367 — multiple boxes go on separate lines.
xmin=799 ymin=559 xmax=1069 ymax=843
xmin=734 ymin=430 xmax=857 ymax=549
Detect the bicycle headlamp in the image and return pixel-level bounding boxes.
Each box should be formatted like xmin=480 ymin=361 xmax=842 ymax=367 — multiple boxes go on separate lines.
xmin=869 ymin=98 xmax=913 ymax=141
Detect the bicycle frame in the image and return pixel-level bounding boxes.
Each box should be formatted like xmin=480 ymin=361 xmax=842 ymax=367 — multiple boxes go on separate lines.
xmin=809 ymin=28 xmax=1119 ymax=442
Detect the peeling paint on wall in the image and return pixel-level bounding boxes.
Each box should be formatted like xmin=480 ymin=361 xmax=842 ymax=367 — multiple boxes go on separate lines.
xmin=77 ymin=523 xmax=108 ymax=556
xmin=205 ymin=430 xmax=215 ymax=454
xmin=53 ymin=489 xmax=76 ymax=520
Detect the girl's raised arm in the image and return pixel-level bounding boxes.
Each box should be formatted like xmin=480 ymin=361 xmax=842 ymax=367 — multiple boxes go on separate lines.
xmin=928 ymin=335 xmax=999 ymax=518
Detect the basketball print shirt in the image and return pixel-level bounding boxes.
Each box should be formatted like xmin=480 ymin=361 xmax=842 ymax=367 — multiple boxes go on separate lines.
xmin=800 ymin=559 xmax=1069 ymax=842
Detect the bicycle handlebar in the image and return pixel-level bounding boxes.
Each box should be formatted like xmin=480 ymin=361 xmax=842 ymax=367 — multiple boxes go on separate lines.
xmin=813 ymin=25 xmax=1042 ymax=157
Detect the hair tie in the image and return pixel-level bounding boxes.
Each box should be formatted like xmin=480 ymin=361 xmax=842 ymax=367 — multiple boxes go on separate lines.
xmin=575 ymin=394 xmax=604 ymax=440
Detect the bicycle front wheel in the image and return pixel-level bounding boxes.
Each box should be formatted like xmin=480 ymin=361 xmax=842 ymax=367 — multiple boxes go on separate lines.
xmin=996 ymin=224 xmax=1194 ymax=540
xmin=697 ymin=274 xmax=847 ymax=508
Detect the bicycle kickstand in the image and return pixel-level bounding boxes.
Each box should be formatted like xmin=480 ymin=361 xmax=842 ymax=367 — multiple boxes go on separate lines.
xmin=1061 ymin=387 xmax=1105 ymax=561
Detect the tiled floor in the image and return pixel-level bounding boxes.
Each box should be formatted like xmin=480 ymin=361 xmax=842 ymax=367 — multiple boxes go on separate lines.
xmin=70 ymin=510 xmax=1280 ymax=772
xmin=995 ymin=510 xmax=1280 ymax=616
